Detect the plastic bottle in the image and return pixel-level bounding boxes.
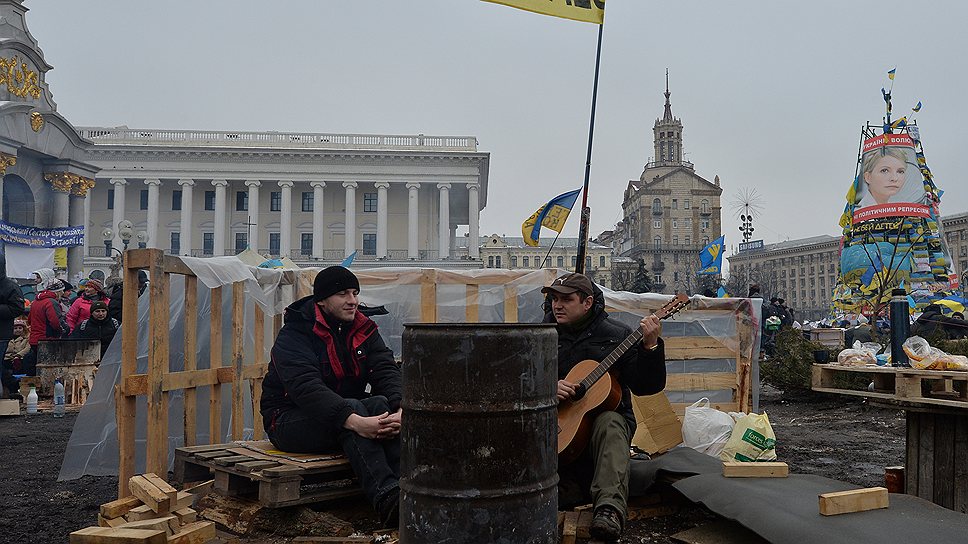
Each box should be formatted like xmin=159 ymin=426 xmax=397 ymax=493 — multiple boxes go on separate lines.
xmin=25 ymin=386 xmax=38 ymax=415
xmin=53 ymin=380 xmax=65 ymax=418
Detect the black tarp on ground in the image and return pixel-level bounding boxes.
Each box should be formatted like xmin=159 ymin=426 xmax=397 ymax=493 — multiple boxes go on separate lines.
xmin=629 ymin=447 xmax=723 ymax=495
xmin=674 ymin=473 xmax=968 ymax=544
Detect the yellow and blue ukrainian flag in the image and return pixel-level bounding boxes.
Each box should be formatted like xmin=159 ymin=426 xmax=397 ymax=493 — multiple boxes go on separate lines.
xmin=481 ymin=0 xmax=605 ymax=24
xmin=888 ymin=68 xmax=896 ymax=80
xmin=698 ymin=235 xmax=725 ymax=275
xmin=522 ymin=188 xmax=582 ymax=247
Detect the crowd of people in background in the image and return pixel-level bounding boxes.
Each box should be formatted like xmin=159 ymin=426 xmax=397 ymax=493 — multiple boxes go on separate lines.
xmin=0 ymin=259 xmax=146 ymax=399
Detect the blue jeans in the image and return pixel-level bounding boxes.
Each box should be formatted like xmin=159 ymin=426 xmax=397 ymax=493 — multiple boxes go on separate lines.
xmin=268 ymin=395 xmax=400 ymax=517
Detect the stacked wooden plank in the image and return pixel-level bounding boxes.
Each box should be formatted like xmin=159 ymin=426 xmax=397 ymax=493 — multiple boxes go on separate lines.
xmin=812 ymin=363 xmax=968 ymax=408
xmin=71 ymin=474 xmax=216 ymax=543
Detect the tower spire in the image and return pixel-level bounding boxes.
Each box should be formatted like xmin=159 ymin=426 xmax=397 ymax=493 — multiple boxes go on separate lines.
xmin=662 ymin=68 xmax=673 ymax=122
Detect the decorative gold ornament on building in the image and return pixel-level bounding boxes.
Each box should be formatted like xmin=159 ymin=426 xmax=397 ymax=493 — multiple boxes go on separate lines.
xmin=71 ymin=176 xmax=96 ymax=196
xmin=0 ymin=56 xmax=42 ymax=99
xmin=44 ymin=172 xmax=88 ymax=193
xmin=29 ymin=111 xmax=43 ymax=132
xmin=0 ymin=151 xmax=15 ymax=175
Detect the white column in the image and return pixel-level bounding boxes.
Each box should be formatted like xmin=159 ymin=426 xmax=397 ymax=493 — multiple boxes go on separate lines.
xmin=437 ymin=183 xmax=451 ymax=259
xmin=212 ymin=179 xmax=228 ymax=256
xmin=145 ymin=178 xmax=161 ymax=249
xmin=245 ymin=180 xmax=261 ymax=251
xmin=82 ymin=187 xmax=91 ymax=257
xmin=467 ymin=183 xmax=480 ymax=260
xmin=406 ymin=182 xmax=420 ymax=259
xmin=375 ymin=182 xmax=389 ymax=258
xmin=68 ymin=189 xmax=85 ymax=277
xmin=343 ymin=181 xmax=357 ymax=257
xmin=310 ymin=181 xmax=326 ymax=259
xmin=177 ymin=179 xmax=194 ymax=256
xmin=110 ymin=178 xmax=127 ymax=250
xmin=278 ymin=180 xmax=293 ymax=257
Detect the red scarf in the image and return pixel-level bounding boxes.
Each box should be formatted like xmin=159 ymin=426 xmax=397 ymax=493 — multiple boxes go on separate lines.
xmin=312 ymin=305 xmax=377 ymax=382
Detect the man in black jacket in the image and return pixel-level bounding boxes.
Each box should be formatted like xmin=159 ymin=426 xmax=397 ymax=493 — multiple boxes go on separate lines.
xmin=0 ymin=253 xmax=25 ymax=398
xmin=70 ymin=301 xmax=119 ymax=357
xmin=261 ymin=266 xmax=402 ymax=526
xmin=545 ymin=273 xmax=665 ymax=542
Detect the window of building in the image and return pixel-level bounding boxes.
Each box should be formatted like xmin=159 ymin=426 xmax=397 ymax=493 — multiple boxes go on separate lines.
xmin=702 ymin=237 xmax=709 ymax=246
xmin=810 ymin=278 xmax=815 ymax=287
xmin=362 ymin=233 xmax=377 ymax=255
xmin=673 ymin=236 xmax=679 ymax=246
xmin=674 ymin=253 xmax=679 ymax=263
xmin=270 ymin=191 xmax=281 ymax=212
xmin=685 ymin=236 xmax=691 ymax=245
xmin=510 ymin=256 xmax=518 ymax=268
xmin=684 ymin=199 xmax=690 ymax=209
xmin=140 ymin=189 xmax=148 ymax=210
xmin=683 ymin=218 xmax=692 ymax=228
xmin=651 ymin=198 xmax=662 ymax=214
xmin=701 ymin=200 xmax=708 ymax=213
xmin=203 ymin=232 xmax=214 ymax=256
xmin=801 ymin=289 xmax=806 ymax=299
xmin=107 ymin=189 xmax=114 ymax=210
xmin=701 ymin=219 xmax=710 ymax=230
xmin=236 ymin=191 xmax=248 ymax=211
xmin=301 ymin=192 xmax=313 ymax=212
xmin=654 ymin=220 xmax=662 ymax=229
xmin=820 ymin=276 xmax=826 ymax=286
xmin=674 ymin=272 xmax=679 ymax=282
xmin=204 ymin=191 xmax=215 ymax=211
xmin=811 ymin=289 xmax=816 ymax=298
xmin=654 ymin=237 xmax=661 ymax=250
xmin=586 ymin=256 xmax=592 ymax=271
xmin=521 ymin=256 xmax=529 ymax=267
xmin=301 ymin=233 xmax=312 ymax=256
xmin=363 ymin=192 xmax=377 ymax=212
xmin=801 ymin=267 xmax=806 ymax=276
xmin=781 ymin=270 xmax=787 ymax=278
xmin=963 ymin=246 xmax=968 ymax=257
xmin=488 ymin=256 xmax=494 ymax=268
xmin=800 ymin=278 xmax=805 ymax=288
xmin=235 ymin=233 xmax=247 ymax=253
xmin=557 ymin=256 xmax=565 ymax=268
xmin=673 ymin=219 xmax=678 ymax=229
xmin=654 ymin=274 xmax=662 ymax=284
xmin=962 ymin=231 xmax=967 ymax=241
xmin=660 ymin=132 xmax=665 ymax=138
xmin=571 ymin=256 xmax=577 ymax=267
xmin=810 ymin=266 xmax=815 ymax=274
xmin=495 ymin=255 xmax=502 ymax=268
xmin=672 ymin=199 xmax=678 ymax=210
xmin=269 ymin=233 xmax=280 ymax=256
xmin=600 ymin=256 xmax=606 ymax=268
xmin=170 ymin=232 xmax=180 ymax=254
xmin=172 ymin=190 xmax=182 ymax=211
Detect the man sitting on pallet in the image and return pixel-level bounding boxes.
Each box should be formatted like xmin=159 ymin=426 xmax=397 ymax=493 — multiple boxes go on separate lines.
xmin=544 ymin=272 xmax=666 ymax=542
xmin=261 ymin=266 xmax=402 ymax=527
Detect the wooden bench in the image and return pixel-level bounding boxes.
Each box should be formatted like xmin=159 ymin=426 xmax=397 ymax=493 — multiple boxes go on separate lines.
xmin=173 ymin=443 xmax=360 ymax=508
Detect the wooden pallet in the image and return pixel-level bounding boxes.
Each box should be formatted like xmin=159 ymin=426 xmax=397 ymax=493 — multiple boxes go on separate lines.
xmin=812 ymin=364 xmax=968 ymax=408
xmin=173 ymin=443 xmax=360 ymax=508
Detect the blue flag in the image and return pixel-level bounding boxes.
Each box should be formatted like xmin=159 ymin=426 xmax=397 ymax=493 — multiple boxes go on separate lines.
xmin=717 ymin=286 xmax=729 ymax=298
xmin=522 ymin=188 xmax=582 ymax=247
xmin=341 ymin=250 xmax=357 ymax=268
xmin=698 ymin=235 xmax=725 ymax=275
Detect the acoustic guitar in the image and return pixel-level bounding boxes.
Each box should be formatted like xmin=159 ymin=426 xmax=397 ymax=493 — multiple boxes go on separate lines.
xmin=557 ymin=293 xmax=690 ymax=464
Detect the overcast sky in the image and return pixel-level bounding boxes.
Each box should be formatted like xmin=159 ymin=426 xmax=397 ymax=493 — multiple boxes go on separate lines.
xmin=26 ymin=1 xmax=968 ymax=260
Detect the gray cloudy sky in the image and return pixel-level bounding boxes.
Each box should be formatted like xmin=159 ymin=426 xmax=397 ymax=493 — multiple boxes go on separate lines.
xmin=26 ymin=1 xmax=968 ymax=259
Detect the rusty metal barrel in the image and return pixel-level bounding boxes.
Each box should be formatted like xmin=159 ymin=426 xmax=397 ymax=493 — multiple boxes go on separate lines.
xmin=400 ymin=323 xmax=558 ymax=544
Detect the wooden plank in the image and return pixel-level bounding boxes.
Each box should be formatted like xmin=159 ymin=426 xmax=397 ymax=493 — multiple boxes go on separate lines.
xmin=906 ymin=412 xmax=920 ymax=506
xmin=576 ymin=510 xmax=593 ymax=540
xmin=117 ymin=516 xmax=177 ymax=536
xmin=465 ymin=283 xmax=479 ymax=323
xmin=194 ymin=450 xmax=234 ymax=461
xmin=626 ymin=503 xmax=677 ymax=520
xmin=125 ymin=504 xmax=161 ymax=522
xmin=0 ymin=398 xmax=19 ymax=416
xmin=160 ymin=255 xmax=197 ymax=277
xmin=182 ymin=479 xmax=215 ymax=497
xmin=420 ymin=269 xmax=437 ymax=322
xmin=146 ymin=249 xmax=171 ymax=478
xmin=918 ymin=412 xmax=936 ymax=502
xmin=560 ymin=511 xmax=578 ymax=544
xmin=723 ymin=462 xmax=789 ymax=478
xmin=209 ymin=286 xmax=223 ymax=444
xmin=213 ymin=455 xmax=256 ymax=467
xmin=174 ymin=491 xmax=195 ymax=511
xmin=172 ymin=508 xmax=196 ymax=525
xmin=162 ymin=369 xmax=218 ymax=392
xmin=252 ymin=305 xmax=266 ymax=440
xmin=183 ymin=275 xmax=198 ymax=447
xmin=231 ymin=282 xmax=245 ymax=440
xmin=129 ymin=475 xmax=172 ymax=514
xmin=117 ymin=260 xmax=142 ymax=498
xmin=101 ymin=496 xmax=144 ymax=519
xmin=665 ymin=372 xmax=737 ymax=392
xmin=819 ymin=487 xmax=889 ymax=516
xmin=503 ymin=284 xmax=518 ymax=323
xmin=69 ymin=526 xmax=167 ymax=544
xmin=955 ymin=415 xmax=968 ymax=514
xmin=934 ymin=414 xmax=956 ymax=509
xmin=99 ymin=515 xmax=129 ymax=528
xmin=142 ymin=474 xmax=178 ymax=503
xmin=166 ymin=521 xmax=215 ymax=544
xmin=236 ymin=460 xmax=282 ymax=473
xmin=292 ymin=537 xmax=374 ymax=543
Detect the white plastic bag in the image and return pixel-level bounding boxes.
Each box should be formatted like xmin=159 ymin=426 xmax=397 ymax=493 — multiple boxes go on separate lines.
xmin=681 ymin=398 xmax=735 ymax=458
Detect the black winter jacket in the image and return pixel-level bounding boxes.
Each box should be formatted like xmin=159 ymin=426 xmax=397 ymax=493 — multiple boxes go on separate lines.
xmin=260 ymin=295 xmax=401 ymax=435
xmin=71 ymin=316 xmax=120 ymax=356
xmin=0 ymin=254 xmax=25 ymax=341
xmin=548 ymin=284 xmax=666 ymax=438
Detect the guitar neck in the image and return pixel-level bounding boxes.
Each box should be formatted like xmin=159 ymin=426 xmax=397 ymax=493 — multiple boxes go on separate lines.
xmin=579 ymin=328 xmax=644 ymax=391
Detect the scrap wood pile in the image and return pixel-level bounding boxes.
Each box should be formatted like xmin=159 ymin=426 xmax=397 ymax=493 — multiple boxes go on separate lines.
xmin=71 ymin=474 xmax=215 ymax=543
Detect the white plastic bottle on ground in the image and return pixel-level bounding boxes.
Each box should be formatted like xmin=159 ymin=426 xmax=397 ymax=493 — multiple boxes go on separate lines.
xmin=25 ymin=386 xmax=38 ymax=415
xmin=53 ymin=380 xmax=65 ymax=418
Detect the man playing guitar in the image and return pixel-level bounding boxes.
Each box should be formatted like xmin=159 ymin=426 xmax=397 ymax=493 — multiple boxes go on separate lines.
xmin=544 ymin=272 xmax=666 ymax=542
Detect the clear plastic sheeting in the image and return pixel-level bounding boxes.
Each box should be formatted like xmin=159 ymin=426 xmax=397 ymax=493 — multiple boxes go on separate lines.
xmin=60 ymin=260 xmax=760 ymax=480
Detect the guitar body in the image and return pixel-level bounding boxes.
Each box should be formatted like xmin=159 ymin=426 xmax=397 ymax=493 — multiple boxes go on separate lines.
xmin=557 ymin=359 xmax=623 ymax=465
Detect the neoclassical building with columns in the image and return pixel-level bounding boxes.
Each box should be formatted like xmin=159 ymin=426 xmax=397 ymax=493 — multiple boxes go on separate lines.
xmin=0 ymin=0 xmax=490 ymax=280
xmin=79 ymin=127 xmax=489 ymax=276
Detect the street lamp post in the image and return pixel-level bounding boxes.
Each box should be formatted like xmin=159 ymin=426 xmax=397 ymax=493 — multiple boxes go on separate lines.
xmin=102 ymin=220 xmax=135 ymax=281
xmin=136 ymin=230 xmax=149 ymax=250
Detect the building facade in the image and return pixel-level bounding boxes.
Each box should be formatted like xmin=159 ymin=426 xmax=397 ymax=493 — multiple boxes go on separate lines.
xmin=78 ymin=127 xmax=490 ymax=278
xmin=942 ymin=212 xmax=968 ymax=296
xmin=613 ymin=79 xmax=723 ymax=294
xmin=477 ymin=234 xmax=613 ymax=288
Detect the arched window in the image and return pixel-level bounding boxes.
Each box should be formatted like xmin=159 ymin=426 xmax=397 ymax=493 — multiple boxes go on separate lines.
xmin=2 ymin=174 xmax=34 ymax=226
xmin=703 ymin=237 xmax=710 ymax=246
xmin=651 ymin=198 xmax=662 ymax=214
xmin=654 ymin=237 xmax=661 ymax=250
xmin=557 ymin=256 xmax=565 ymax=268
xmin=701 ymin=199 xmax=709 ymax=213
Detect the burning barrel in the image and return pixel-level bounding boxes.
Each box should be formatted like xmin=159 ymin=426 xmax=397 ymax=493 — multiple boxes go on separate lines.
xmin=400 ymin=324 xmax=558 ymax=544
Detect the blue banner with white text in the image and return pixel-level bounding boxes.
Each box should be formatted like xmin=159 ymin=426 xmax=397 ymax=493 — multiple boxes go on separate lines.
xmin=0 ymin=220 xmax=84 ymax=247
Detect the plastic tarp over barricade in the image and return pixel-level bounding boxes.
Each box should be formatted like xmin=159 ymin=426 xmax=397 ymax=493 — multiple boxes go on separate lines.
xmin=60 ymin=258 xmax=760 ymax=480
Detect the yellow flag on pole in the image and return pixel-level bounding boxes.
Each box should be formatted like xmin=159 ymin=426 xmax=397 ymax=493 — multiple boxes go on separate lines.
xmin=482 ymin=0 xmax=605 ymax=24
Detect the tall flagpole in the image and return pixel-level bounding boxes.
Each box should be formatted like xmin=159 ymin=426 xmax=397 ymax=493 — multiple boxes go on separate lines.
xmin=574 ymin=21 xmax=604 ymax=275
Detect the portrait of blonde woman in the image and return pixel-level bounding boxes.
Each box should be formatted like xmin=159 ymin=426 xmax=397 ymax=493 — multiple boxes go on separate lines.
xmin=856 ymin=145 xmax=926 ymax=208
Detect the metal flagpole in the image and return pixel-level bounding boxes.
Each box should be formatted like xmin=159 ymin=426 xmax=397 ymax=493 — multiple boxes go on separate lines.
xmin=574 ymin=21 xmax=604 ymax=275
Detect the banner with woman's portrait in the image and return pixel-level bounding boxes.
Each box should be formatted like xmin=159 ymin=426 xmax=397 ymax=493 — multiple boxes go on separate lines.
xmin=852 ymin=134 xmax=930 ymax=222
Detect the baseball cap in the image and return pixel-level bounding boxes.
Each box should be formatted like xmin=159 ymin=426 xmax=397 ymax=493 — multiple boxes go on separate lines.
xmin=541 ymin=273 xmax=594 ymax=297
